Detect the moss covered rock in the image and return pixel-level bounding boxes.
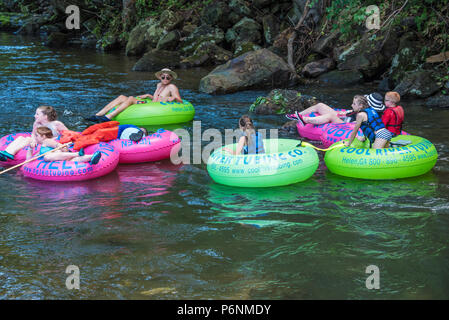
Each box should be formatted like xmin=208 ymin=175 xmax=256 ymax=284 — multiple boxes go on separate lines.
xmin=179 ymin=24 xmax=225 ymax=56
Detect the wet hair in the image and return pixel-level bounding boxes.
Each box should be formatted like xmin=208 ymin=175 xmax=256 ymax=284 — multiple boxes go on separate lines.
xmin=239 ymin=115 xmax=256 ymax=146
xmin=38 ymin=106 xmax=58 ymax=121
xmin=385 ymin=91 xmax=400 ymax=104
xmin=353 ymin=95 xmax=369 ymax=110
xmin=36 ymin=126 xmax=53 ymax=138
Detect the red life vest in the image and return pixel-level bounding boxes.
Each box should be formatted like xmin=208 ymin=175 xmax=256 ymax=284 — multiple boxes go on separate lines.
xmin=382 ymin=106 xmax=404 ymax=136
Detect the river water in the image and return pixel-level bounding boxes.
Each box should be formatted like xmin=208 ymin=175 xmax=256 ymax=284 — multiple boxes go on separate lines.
xmin=1 ymin=32 xmax=448 ymax=299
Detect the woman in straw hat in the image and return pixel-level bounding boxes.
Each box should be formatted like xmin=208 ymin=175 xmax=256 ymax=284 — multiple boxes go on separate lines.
xmin=86 ymin=68 xmax=183 ymax=123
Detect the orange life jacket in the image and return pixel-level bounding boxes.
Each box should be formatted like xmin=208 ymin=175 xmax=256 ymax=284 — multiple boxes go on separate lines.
xmin=60 ymin=121 xmax=120 ymax=150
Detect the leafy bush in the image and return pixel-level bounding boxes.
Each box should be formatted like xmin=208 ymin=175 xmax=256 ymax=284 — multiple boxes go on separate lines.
xmin=323 ymin=0 xmax=449 ymax=53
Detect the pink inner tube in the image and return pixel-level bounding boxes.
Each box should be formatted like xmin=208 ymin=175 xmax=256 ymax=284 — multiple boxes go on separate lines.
xmin=320 ymin=122 xmax=364 ymax=147
xmin=321 ymin=123 xmax=409 ymax=147
xmin=0 ymin=132 xmax=41 ymax=166
xmin=295 ymin=109 xmax=346 ymax=141
xmin=21 ymin=142 xmax=119 ymax=181
xmin=111 ymin=128 xmax=181 ymax=164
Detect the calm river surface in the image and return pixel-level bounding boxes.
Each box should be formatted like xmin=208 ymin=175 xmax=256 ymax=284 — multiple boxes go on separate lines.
xmin=1 ymin=32 xmax=448 ymax=299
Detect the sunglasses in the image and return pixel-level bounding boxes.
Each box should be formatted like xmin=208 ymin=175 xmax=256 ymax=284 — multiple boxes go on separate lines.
xmin=161 ymin=75 xmax=171 ymax=80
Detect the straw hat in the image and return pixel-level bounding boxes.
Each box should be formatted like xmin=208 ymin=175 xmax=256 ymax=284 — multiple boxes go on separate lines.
xmin=155 ymin=68 xmax=178 ymax=80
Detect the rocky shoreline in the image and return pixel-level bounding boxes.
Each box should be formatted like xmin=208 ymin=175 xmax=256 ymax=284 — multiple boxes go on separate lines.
xmin=1 ymin=0 xmax=448 ymax=107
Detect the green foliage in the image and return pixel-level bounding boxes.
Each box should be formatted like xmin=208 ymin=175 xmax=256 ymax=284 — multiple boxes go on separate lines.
xmin=435 ymin=74 xmax=449 ymax=95
xmin=324 ymin=0 xmax=449 ymax=52
xmin=135 ymin=0 xmax=155 ymax=20
xmin=249 ymin=91 xmax=289 ymax=114
xmin=249 ymin=96 xmax=267 ymax=112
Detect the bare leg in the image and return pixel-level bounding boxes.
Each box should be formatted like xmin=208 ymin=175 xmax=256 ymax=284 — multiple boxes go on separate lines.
xmin=96 ymin=95 xmax=129 ymax=116
xmin=70 ymin=155 xmax=93 ymax=162
xmin=299 ymin=103 xmax=335 ymax=116
xmin=4 ymin=136 xmax=31 ymax=155
xmin=300 ymin=103 xmax=344 ymax=124
xmin=372 ymin=138 xmax=388 ymax=149
xmin=105 ymin=96 xmax=138 ymax=119
xmin=303 ymin=114 xmax=344 ymax=125
xmin=44 ymin=152 xmax=78 ymax=162
xmin=44 ymin=152 xmax=95 ymax=163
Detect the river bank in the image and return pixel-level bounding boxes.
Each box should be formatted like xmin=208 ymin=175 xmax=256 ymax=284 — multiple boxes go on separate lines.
xmin=1 ymin=0 xmax=448 ymax=107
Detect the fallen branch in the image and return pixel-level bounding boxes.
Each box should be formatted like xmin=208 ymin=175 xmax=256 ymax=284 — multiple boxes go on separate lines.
xmin=287 ymin=0 xmax=311 ymax=78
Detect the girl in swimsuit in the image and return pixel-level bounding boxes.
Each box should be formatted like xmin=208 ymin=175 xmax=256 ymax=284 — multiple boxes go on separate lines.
xmin=286 ymin=93 xmax=386 ymax=126
xmin=29 ymin=127 xmax=102 ymax=164
xmin=223 ymin=115 xmax=265 ymax=155
xmin=0 ymin=106 xmax=68 ymax=161
xmin=344 ymin=95 xmax=392 ymax=149
xmin=87 ymin=68 xmax=183 ymax=123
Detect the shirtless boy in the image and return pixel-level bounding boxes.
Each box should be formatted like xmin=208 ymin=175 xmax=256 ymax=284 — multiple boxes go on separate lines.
xmin=86 ymin=68 xmax=183 ymax=123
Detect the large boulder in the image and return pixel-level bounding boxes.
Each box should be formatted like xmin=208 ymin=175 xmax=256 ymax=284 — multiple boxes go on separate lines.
xmin=200 ymin=1 xmax=232 ymax=30
xmin=179 ymin=24 xmax=225 ymax=56
xmin=425 ymin=94 xmax=449 ymax=108
xmin=302 ymin=58 xmax=335 ymax=78
xmin=132 ymin=49 xmax=181 ymax=72
xmin=228 ymin=17 xmax=262 ymax=49
xmin=318 ymin=70 xmax=364 ymax=86
xmin=335 ymin=31 xmax=399 ymax=79
xmin=158 ymin=9 xmax=184 ymax=32
xmin=180 ymin=42 xmax=233 ymax=68
xmin=156 ymin=30 xmax=181 ymax=51
xmin=126 ymin=19 xmax=159 ymax=56
xmin=393 ymin=70 xmax=441 ymax=98
xmin=199 ymin=48 xmax=294 ymax=94
xmin=125 ymin=11 xmax=181 ymax=56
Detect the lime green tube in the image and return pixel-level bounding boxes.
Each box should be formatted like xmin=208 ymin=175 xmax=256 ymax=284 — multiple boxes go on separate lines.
xmin=207 ymin=139 xmax=319 ymax=187
xmin=110 ymin=99 xmax=195 ymax=126
xmin=324 ymin=135 xmax=438 ymax=180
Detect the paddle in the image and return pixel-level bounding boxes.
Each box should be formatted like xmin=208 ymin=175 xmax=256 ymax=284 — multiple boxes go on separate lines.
xmin=0 ymin=142 xmax=73 ymax=175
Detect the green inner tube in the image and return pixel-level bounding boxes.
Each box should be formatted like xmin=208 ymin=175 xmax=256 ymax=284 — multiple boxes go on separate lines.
xmin=108 ymin=98 xmax=195 ymax=126
xmin=324 ymin=135 xmax=438 ymax=180
xmin=207 ymin=139 xmax=319 ymax=187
